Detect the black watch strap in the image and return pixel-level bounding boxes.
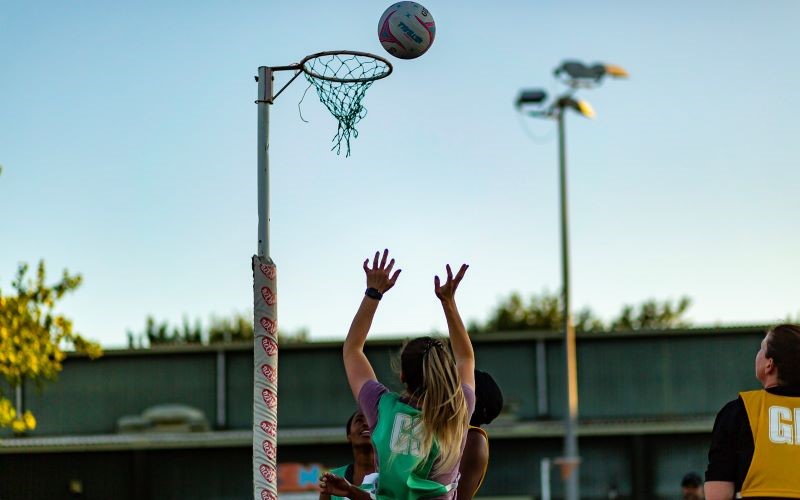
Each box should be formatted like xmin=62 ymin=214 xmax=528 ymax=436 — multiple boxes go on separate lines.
xmin=365 ymin=287 xmax=383 ymax=300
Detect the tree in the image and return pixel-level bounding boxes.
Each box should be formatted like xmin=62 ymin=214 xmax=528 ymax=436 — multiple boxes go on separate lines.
xmin=473 ymin=290 xmax=691 ymax=334
xmin=127 ymin=312 xmax=310 ymax=346
xmin=473 ymin=290 xmax=604 ymax=333
xmin=0 ymin=261 xmax=102 ymax=434
xmin=608 ymin=296 xmax=692 ymax=331
xmin=208 ymin=312 xmax=253 ymax=344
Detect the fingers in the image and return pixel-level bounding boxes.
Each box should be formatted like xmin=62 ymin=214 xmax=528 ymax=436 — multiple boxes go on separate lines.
xmin=383 ymin=269 xmax=401 ymax=292
xmin=363 ymin=259 xmax=369 ymax=273
xmin=380 ymin=248 xmax=388 ymax=268
xmin=446 ymin=264 xmax=453 ymax=282
xmin=372 ymin=251 xmax=379 ymax=270
xmin=434 ymin=275 xmax=441 ymax=289
xmin=385 ymin=258 xmax=395 ymax=274
xmin=454 ymin=264 xmax=468 ymax=283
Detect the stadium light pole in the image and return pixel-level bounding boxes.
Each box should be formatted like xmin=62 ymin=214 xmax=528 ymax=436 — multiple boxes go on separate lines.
xmin=516 ymin=60 xmax=628 ymax=500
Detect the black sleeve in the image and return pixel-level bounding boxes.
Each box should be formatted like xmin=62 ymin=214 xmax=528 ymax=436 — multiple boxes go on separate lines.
xmin=705 ymin=397 xmax=749 ymax=485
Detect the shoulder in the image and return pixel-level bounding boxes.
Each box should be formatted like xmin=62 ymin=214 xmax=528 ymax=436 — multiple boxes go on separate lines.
xmin=466 ymin=427 xmax=489 ymax=453
xmin=463 ymin=383 xmax=476 ymax=413
xmin=358 ymin=380 xmax=391 ymax=430
xmin=468 ymin=426 xmax=488 ymax=440
xmin=716 ymin=396 xmax=745 ymax=421
xmin=711 ymin=396 xmax=747 ymax=438
xmin=358 ymin=380 xmax=389 ymax=403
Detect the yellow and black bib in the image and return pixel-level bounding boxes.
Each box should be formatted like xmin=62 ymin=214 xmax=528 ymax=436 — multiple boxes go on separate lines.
xmin=740 ymin=389 xmax=800 ymax=498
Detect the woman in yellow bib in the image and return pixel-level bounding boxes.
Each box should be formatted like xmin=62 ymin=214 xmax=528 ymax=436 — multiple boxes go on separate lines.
xmin=705 ymin=324 xmax=800 ymax=499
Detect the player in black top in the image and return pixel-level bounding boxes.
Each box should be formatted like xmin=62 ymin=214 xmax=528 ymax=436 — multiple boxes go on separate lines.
xmin=704 ymin=324 xmax=800 ymax=500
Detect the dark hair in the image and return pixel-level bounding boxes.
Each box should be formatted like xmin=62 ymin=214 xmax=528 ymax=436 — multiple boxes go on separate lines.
xmin=470 ymin=369 xmax=504 ymax=427
xmin=345 ymin=410 xmax=359 ymax=436
xmin=400 ymin=337 xmax=441 ymax=394
xmin=681 ymin=472 xmax=702 ymax=488
xmin=766 ymin=324 xmax=800 ymax=387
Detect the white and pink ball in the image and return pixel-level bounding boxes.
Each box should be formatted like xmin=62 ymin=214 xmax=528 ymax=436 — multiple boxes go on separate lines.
xmin=378 ymin=2 xmax=436 ymax=60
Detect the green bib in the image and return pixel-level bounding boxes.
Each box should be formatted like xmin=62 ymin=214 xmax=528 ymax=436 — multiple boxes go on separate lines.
xmin=371 ymin=392 xmax=453 ymax=500
xmin=328 ymin=464 xmax=377 ymax=500
xmin=329 ymin=464 xmax=351 ymax=500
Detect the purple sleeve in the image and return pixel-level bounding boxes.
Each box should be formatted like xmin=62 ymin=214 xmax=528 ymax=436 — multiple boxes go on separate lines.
xmin=463 ymin=383 xmax=476 ymax=420
xmin=358 ymin=379 xmax=389 ymax=431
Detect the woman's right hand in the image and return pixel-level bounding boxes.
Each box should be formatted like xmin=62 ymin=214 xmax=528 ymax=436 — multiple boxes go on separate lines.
xmin=434 ymin=263 xmax=468 ymax=303
xmin=363 ymin=249 xmax=401 ymax=293
xmin=319 ymin=472 xmax=353 ymax=497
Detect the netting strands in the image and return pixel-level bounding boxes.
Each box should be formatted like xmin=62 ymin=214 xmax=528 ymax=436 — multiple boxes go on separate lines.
xmin=301 ymin=51 xmax=392 ymax=156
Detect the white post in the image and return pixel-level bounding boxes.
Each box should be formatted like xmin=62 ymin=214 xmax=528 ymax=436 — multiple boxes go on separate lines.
xmin=541 ymin=458 xmax=551 ymax=500
xmin=257 ymin=66 xmax=272 ymax=258
xmin=253 ymin=66 xmax=279 ymax=500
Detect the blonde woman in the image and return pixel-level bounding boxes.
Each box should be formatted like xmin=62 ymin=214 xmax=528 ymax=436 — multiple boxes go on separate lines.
xmin=342 ymin=249 xmax=475 ymax=499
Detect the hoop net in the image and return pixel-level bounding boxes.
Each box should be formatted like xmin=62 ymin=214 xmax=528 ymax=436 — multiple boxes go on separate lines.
xmin=302 ymin=51 xmax=392 ymax=156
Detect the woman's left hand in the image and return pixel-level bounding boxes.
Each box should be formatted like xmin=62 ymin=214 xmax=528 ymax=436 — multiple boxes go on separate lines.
xmin=363 ymin=249 xmax=401 ymax=293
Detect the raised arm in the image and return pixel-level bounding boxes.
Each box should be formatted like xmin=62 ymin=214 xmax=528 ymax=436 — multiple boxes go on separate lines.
xmin=434 ymin=264 xmax=475 ymax=389
xmin=343 ymin=249 xmax=401 ymax=400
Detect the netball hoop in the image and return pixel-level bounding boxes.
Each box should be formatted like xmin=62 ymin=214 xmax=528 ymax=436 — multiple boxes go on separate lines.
xmin=252 ymin=51 xmax=392 ymax=500
xmin=256 ymin=51 xmax=392 ymax=156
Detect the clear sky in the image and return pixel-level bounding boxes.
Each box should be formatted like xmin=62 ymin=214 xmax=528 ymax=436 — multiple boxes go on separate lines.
xmin=1 ymin=1 xmax=798 ymax=347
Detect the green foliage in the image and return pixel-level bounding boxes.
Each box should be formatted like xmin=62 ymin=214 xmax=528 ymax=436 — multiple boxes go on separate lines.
xmin=472 ymin=290 xmax=604 ymax=333
xmin=208 ymin=313 xmax=253 ymax=344
xmin=128 ymin=312 xmax=309 ymax=347
xmin=0 ymin=261 xmax=102 ymax=433
xmin=472 ymin=290 xmax=692 ymax=334
xmin=608 ymin=296 xmax=692 ymax=331
xmin=132 ymin=316 xmax=204 ymax=346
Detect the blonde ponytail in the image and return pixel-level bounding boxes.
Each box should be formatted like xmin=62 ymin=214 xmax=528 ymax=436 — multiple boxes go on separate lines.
xmin=400 ymin=337 xmax=468 ymax=477
xmin=419 ymin=341 xmax=467 ymax=476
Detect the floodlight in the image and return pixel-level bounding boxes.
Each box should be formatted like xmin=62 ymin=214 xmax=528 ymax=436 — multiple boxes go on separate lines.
xmin=516 ymin=89 xmax=548 ymax=108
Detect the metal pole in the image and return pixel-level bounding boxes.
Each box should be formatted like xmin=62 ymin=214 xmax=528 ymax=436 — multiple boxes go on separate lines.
xmin=254 ymin=66 xmax=279 ymax=500
xmin=541 ymin=458 xmax=552 ymax=500
xmin=536 ymin=337 xmax=549 ymax=416
xmin=216 ymin=349 xmax=226 ymax=428
xmin=257 ymin=66 xmax=272 ymax=258
xmin=15 ymin=381 xmax=23 ymax=417
xmin=557 ymin=101 xmax=580 ymax=500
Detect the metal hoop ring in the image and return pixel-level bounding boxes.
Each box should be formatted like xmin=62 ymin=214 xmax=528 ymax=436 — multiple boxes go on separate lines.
xmin=299 ymin=50 xmax=393 ymax=84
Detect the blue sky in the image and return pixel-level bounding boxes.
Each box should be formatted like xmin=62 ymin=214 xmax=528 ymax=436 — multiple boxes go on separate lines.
xmin=1 ymin=1 xmax=798 ymax=347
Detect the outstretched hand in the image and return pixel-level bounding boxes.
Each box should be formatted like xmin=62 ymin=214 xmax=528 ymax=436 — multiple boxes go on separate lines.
xmin=434 ymin=263 xmax=468 ymax=303
xmin=319 ymin=472 xmax=352 ymax=497
xmin=363 ymin=249 xmax=401 ymax=293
